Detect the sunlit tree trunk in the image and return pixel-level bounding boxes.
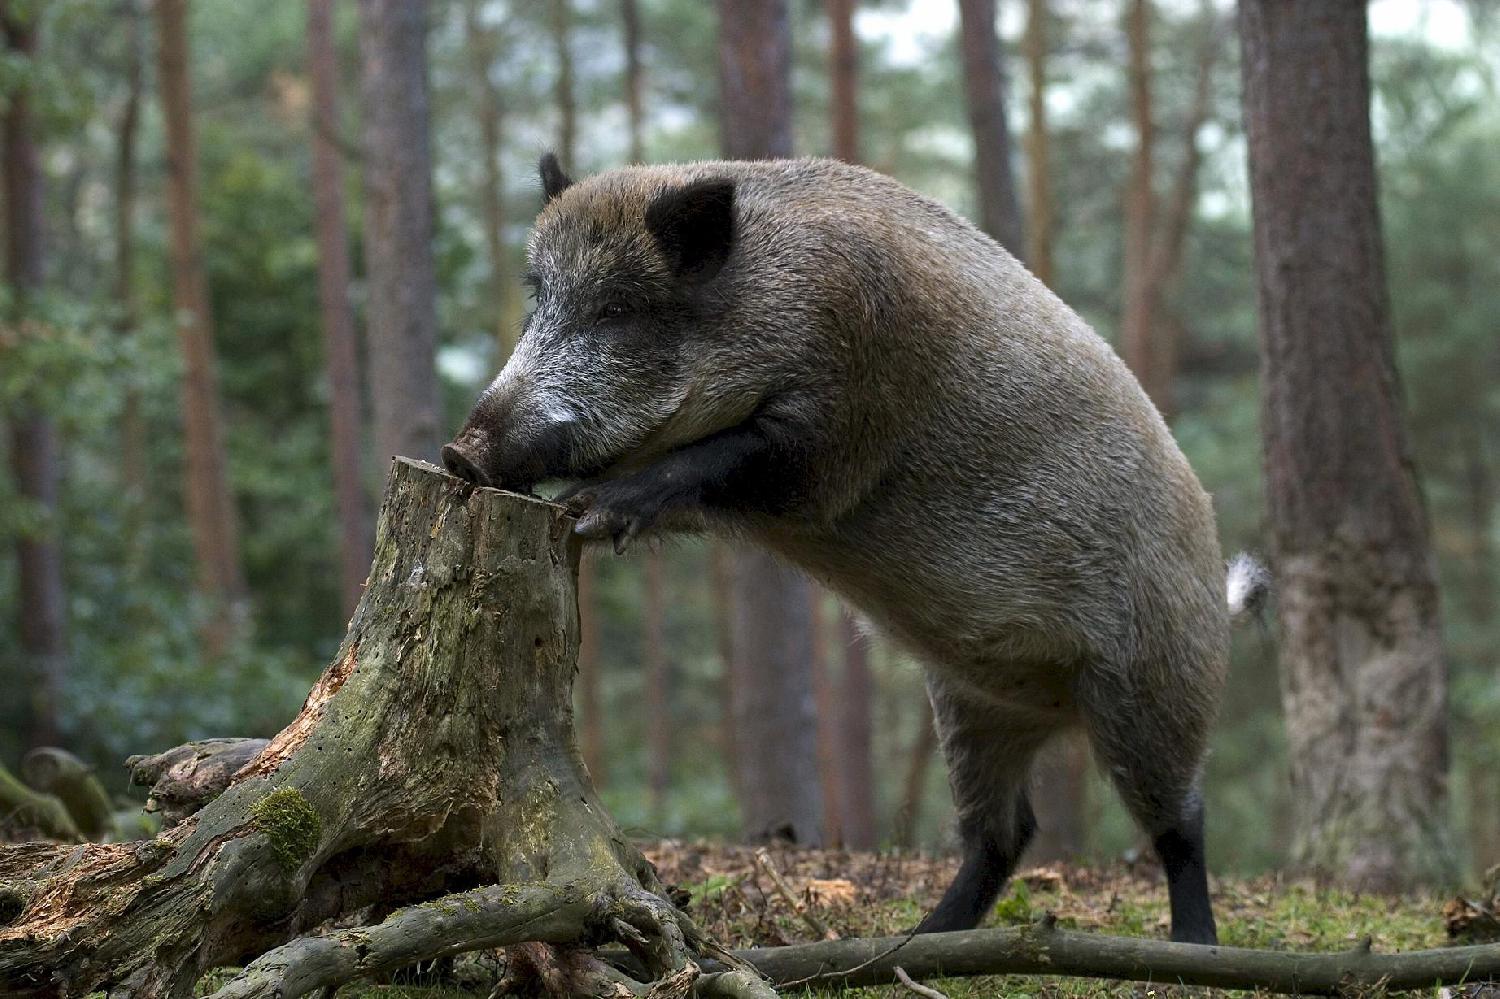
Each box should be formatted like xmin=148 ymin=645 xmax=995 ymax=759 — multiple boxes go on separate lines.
xmin=717 ymin=0 xmax=824 ymax=846
xmin=956 ymin=0 xmax=1025 ymax=258
xmin=464 ymin=0 xmax=520 ymax=357
xmin=3 ymin=1 xmax=68 ymax=747
xmin=357 ymin=0 xmax=441 ymax=468
xmin=156 ymin=0 xmax=247 ymax=657
xmin=1241 ymin=0 xmax=1453 ymax=890
xmin=622 ymin=0 xmax=644 ymax=163
xmin=309 ymin=0 xmax=371 ymax=616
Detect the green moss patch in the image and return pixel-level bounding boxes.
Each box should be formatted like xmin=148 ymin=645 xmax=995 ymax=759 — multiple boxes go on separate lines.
xmin=250 ymin=787 xmax=321 ymax=870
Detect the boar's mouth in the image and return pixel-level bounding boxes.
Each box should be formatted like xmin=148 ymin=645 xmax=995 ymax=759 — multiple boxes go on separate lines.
xmin=441 ymin=421 xmax=626 ymax=495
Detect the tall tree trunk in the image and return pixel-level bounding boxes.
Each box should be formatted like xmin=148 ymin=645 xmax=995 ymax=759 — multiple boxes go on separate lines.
xmin=622 ymin=0 xmax=644 ymax=163
xmin=4 ymin=1 xmax=69 ymax=747
xmin=155 ymin=0 xmax=247 ymax=656
xmin=578 ymin=557 xmax=605 ymax=783
xmin=717 ymin=0 xmax=823 ymax=846
xmin=115 ymin=0 xmax=148 ymax=559
xmin=1240 ymin=0 xmax=1453 ymax=889
xmin=728 ymin=549 xmax=822 ymax=844
xmin=644 ymin=549 xmax=671 ymax=826
xmin=710 ymin=544 xmax=740 ymax=799
xmin=956 ymin=0 xmax=1026 ymax=258
xmin=1023 ymin=0 xmax=1052 ymax=287
xmin=309 ymin=0 xmax=371 ymax=616
xmin=1119 ymin=0 xmax=1164 ymax=412
xmin=827 ymin=0 xmax=858 ymax=163
xmin=837 ymin=609 xmax=877 ymax=850
xmin=894 ymin=705 xmax=938 ymax=849
xmin=357 ymin=0 xmax=441 ymax=467
xmin=550 ymin=0 xmax=576 ymax=167
xmin=464 ymin=0 xmax=519 ymax=357
xmin=717 ymin=0 xmax=793 ymax=161
xmin=811 ymin=590 xmax=843 ymax=846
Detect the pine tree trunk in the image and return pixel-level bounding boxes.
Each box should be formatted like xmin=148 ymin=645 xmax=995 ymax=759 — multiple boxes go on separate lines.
xmin=309 ymin=0 xmax=372 ymax=616
xmin=358 ymin=0 xmax=442 ymax=467
xmin=1023 ymin=0 xmax=1052 ymax=287
xmin=3 ymin=3 xmax=69 ymax=748
xmin=622 ymin=0 xmax=645 ymax=163
xmin=827 ymin=0 xmax=858 ymax=163
xmin=894 ymin=705 xmax=938 ymax=849
xmin=1240 ymin=0 xmax=1453 ymax=889
xmin=644 ymin=549 xmax=671 ymax=827
xmin=837 ymin=609 xmax=878 ymax=850
xmin=1119 ymin=0 xmax=1165 ymax=414
xmin=550 ymin=0 xmax=576 ymax=167
xmin=464 ymin=0 xmax=519 ymax=356
xmin=156 ymin=0 xmax=248 ymax=656
xmin=716 ymin=0 xmax=823 ymax=846
xmin=115 ymin=0 xmax=149 ymax=559
xmin=956 ymin=0 xmax=1026 ymax=259
xmin=811 ymin=590 xmax=844 ymax=846
xmin=0 ymin=462 xmax=773 ymax=999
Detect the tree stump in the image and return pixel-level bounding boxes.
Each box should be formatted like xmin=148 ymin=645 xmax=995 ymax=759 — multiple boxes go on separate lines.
xmin=0 ymin=459 xmax=773 ymax=999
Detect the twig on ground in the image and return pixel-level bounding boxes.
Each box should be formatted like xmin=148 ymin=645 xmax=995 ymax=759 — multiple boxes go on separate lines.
xmin=753 ymin=847 xmax=836 ymax=941
xmin=895 ymin=966 xmax=951 ymax=999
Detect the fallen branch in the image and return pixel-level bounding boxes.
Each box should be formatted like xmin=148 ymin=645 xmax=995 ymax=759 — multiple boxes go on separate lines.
xmin=125 ymin=737 xmax=269 ymax=827
xmin=0 ymin=762 xmax=79 ymax=842
xmin=712 ymin=917 xmax=1500 ymax=995
xmin=753 ymin=847 xmax=835 ymax=941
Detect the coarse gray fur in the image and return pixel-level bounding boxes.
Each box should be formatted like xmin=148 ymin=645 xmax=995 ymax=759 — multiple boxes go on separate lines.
xmin=445 ymin=156 xmax=1269 ymax=945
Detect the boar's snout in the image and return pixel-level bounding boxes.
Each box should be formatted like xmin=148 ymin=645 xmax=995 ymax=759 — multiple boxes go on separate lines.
xmin=441 ymin=439 xmax=490 ymax=487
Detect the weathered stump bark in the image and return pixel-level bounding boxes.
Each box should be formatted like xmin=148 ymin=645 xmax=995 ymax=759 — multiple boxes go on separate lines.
xmin=0 ymin=459 xmax=772 ymax=999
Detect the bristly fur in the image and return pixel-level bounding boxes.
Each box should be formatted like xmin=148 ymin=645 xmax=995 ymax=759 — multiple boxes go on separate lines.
xmin=447 ymin=154 xmax=1250 ymax=945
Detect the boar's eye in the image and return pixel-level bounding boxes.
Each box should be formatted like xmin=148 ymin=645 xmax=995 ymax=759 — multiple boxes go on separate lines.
xmin=598 ymin=301 xmax=632 ymax=321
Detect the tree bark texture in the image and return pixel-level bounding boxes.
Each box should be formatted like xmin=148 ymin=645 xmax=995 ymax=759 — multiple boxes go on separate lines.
xmin=4 ymin=2 xmax=69 ymax=748
xmin=308 ymin=0 xmax=372 ymax=616
xmin=0 ymin=461 xmax=770 ymax=999
xmin=358 ymin=0 xmax=442 ymax=467
xmin=716 ymin=0 xmax=793 ymax=160
xmin=156 ymin=0 xmax=248 ymax=657
xmin=1240 ymin=0 xmax=1453 ymax=889
xmin=827 ymin=0 xmax=858 ymax=163
xmin=957 ymin=0 xmax=1026 ymax=259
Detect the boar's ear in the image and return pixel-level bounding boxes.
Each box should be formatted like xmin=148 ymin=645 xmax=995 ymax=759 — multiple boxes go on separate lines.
xmin=645 ymin=178 xmax=736 ymax=282
xmin=539 ymin=152 xmax=574 ymax=203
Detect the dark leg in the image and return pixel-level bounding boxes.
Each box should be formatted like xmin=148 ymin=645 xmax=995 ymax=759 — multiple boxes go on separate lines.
xmin=915 ymin=678 xmax=1049 ymax=934
xmin=1153 ymin=794 xmax=1217 ymax=944
xmin=917 ymin=793 xmax=1037 ymax=933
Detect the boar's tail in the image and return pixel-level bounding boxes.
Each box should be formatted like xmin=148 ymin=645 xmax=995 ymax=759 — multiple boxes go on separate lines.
xmin=1226 ymin=552 xmax=1271 ymax=625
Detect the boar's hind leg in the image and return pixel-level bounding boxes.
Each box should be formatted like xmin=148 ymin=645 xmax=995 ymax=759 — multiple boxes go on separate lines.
xmin=1080 ymin=671 xmax=1218 ymax=945
xmin=915 ymin=681 xmax=1051 ymax=934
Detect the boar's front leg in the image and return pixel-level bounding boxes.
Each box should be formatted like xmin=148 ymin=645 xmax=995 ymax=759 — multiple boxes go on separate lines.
xmin=562 ymin=413 xmax=806 ymax=553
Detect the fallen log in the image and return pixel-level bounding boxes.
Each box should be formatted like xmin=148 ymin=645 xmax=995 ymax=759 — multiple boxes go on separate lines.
xmin=715 ymin=916 xmax=1500 ymax=995
xmin=0 ymin=459 xmax=772 ymax=999
xmin=0 ymin=763 xmax=79 ymax=843
xmin=125 ymin=738 xmax=269 ymax=827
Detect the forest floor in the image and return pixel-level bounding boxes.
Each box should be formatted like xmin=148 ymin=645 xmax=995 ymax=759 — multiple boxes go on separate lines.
xmin=242 ymin=839 xmax=1480 ymax=999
